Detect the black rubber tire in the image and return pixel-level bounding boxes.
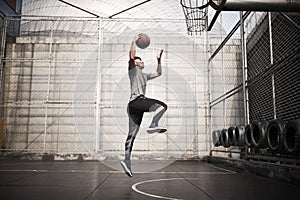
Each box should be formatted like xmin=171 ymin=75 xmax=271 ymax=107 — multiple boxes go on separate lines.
xmin=228 ymin=126 xmax=237 ymax=146
xmin=235 ymin=125 xmax=246 ymax=147
xmin=220 ymin=128 xmax=230 ymax=148
xmin=245 ymin=124 xmax=254 ymax=148
xmin=251 ymin=120 xmax=269 ymax=149
xmin=212 ymin=130 xmax=221 ymax=147
xmin=266 ymin=119 xmax=286 ymax=154
xmin=283 ymin=119 xmax=300 ymax=154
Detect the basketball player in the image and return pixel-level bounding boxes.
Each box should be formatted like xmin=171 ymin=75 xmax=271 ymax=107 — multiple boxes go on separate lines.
xmin=120 ymin=35 xmax=168 ymax=177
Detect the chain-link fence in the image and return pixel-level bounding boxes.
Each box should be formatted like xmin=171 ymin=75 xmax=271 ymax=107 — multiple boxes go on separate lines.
xmin=247 ymin=12 xmax=300 ymax=122
xmin=0 ymin=15 xmax=214 ymax=162
xmin=209 ymin=11 xmax=300 ymax=160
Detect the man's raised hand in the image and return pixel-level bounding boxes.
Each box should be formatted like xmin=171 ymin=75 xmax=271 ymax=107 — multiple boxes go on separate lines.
xmin=157 ymin=49 xmax=164 ymax=61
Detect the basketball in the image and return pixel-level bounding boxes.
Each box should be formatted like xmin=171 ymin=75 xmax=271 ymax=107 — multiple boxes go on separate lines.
xmin=135 ymin=33 xmax=150 ymax=49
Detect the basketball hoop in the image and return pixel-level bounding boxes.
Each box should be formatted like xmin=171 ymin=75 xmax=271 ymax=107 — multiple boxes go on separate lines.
xmin=181 ymin=0 xmax=210 ymax=35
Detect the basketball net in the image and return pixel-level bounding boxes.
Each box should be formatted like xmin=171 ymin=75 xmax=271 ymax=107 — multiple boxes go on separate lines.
xmin=181 ymin=0 xmax=210 ymax=35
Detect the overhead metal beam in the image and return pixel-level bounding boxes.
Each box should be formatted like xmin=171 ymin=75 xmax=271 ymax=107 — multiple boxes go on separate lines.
xmin=207 ymin=0 xmax=227 ymax=31
xmin=58 ymin=0 xmax=99 ymax=18
xmin=109 ymin=0 xmax=151 ymax=19
xmin=209 ymin=11 xmax=251 ymax=60
xmin=211 ymin=0 xmax=300 ymax=12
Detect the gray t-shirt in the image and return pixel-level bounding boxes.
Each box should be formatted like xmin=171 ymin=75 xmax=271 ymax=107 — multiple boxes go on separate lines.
xmin=128 ymin=66 xmax=150 ymax=102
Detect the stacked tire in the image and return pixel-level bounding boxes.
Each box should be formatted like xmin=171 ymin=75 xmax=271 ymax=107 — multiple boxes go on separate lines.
xmin=266 ymin=119 xmax=285 ymax=154
xmin=212 ymin=126 xmax=246 ymax=148
xmin=282 ymin=120 xmax=300 ymax=155
xmin=212 ymin=119 xmax=300 ymax=155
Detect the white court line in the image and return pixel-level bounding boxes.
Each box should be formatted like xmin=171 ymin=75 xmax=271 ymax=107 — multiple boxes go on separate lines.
xmin=0 ymin=169 xmax=234 ymax=174
xmin=0 ymin=163 xmax=49 ymax=166
xmin=0 ymin=170 xmax=119 ymax=173
xmin=132 ymin=178 xmax=199 ymax=200
xmin=204 ymin=163 xmax=237 ymax=174
xmin=0 ymin=162 xmax=237 ymax=174
xmin=0 ymin=161 xmax=237 ymax=174
xmin=0 ymin=169 xmax=50 ymax=173
xmin=131 ymin=165 xmax=237 ymax=200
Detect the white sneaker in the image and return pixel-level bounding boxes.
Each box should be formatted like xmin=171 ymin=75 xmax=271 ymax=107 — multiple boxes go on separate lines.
xmin=147 ymin=126 xmax=167 ymax=134
xmin=120 ymin=160 xmax=132 ymax=177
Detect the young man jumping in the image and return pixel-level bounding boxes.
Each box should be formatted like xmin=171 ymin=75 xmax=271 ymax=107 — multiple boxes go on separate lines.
xmin=120 ymin=35 xmax=168 ymax=177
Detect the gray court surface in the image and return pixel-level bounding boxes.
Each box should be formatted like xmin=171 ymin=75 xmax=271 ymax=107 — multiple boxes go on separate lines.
xmin=0 ymin=160 xmax=299 ymax=200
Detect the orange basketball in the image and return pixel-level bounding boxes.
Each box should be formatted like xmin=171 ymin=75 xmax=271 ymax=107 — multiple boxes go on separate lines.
xmin=136 ymin=33 xmax=150 ymax=49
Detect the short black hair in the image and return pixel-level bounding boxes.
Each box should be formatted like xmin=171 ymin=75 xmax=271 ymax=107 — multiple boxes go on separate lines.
xmin=134 ymin=56 xmax=142 ymax=61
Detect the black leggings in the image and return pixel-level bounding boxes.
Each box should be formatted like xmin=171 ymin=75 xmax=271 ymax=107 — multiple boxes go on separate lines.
xmin=127 ymin=95 xmax=167 ymax=126
xmin=124 ymin=95 xmax=167 ymax=160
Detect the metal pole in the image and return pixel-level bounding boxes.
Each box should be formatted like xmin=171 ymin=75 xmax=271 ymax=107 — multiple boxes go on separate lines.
xmin=211 ymin=0 xmax=300 ymax=12
xmin=0 ymin=17 xmax=7 ymax=118
xmin=0 ymin=16 xmax=7 ymax=150
xmin=43 ymin=20 xmax=54 ymax=153
xmin=240 ymin=11 xmax=249 ymax=159
xmin=95 ymin=18 xmax=102 ymax=153
xmin=209 ymin=11 xmax=251 ymax=61
xmin=240 ymin=12 xmax=248 ymax=125
xmin=268 ymin=12 xmax=276 ymax=120
xmin=206 ymin=28 xmax=212 ymax=152
xmin=220 ymin=14 xmax=226 ymax=128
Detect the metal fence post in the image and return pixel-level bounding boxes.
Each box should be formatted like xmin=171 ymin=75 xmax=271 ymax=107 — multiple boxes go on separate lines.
xmin=0 ymin=16 xmax=7 ymax=115
xmin=240 ymin=11 xmax=249 ymax=159
xmin=0 ymin=16 xmax=7 ymax=150
xmin=207 ymin=29 xmax=212 ymax=153
xmin=269 ymin=12 xmax=276 ymax=120
xmin=43 ymin=19 xmax=55 ymax=153
xmin=95 ymin=18 xmax=102 ymax=153
xmin=240 ymin=12 xmax=248 ymax=126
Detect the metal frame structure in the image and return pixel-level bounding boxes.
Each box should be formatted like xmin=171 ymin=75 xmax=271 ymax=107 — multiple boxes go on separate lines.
xmin=209 ymin=10 xmax=300 ymax=164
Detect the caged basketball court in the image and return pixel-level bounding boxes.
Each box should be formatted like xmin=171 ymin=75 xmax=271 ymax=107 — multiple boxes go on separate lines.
xmin=0 ymin=0 xmax=300 ymax=199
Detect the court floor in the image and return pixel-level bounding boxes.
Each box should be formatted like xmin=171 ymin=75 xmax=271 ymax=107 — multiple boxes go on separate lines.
xmin=0 ymin=160 xmax=299 ymax=200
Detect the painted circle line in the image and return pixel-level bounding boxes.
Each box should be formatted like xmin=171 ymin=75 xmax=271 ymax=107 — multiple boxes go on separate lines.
xmin=132 ymin=178 xmax=199 ymax=200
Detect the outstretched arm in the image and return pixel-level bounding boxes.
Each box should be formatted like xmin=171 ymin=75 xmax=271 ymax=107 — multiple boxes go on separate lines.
xmin=149 ymin=49 xmax=163 ymax=80
xmin=128 ymin=35 xmax=139 ymax=69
